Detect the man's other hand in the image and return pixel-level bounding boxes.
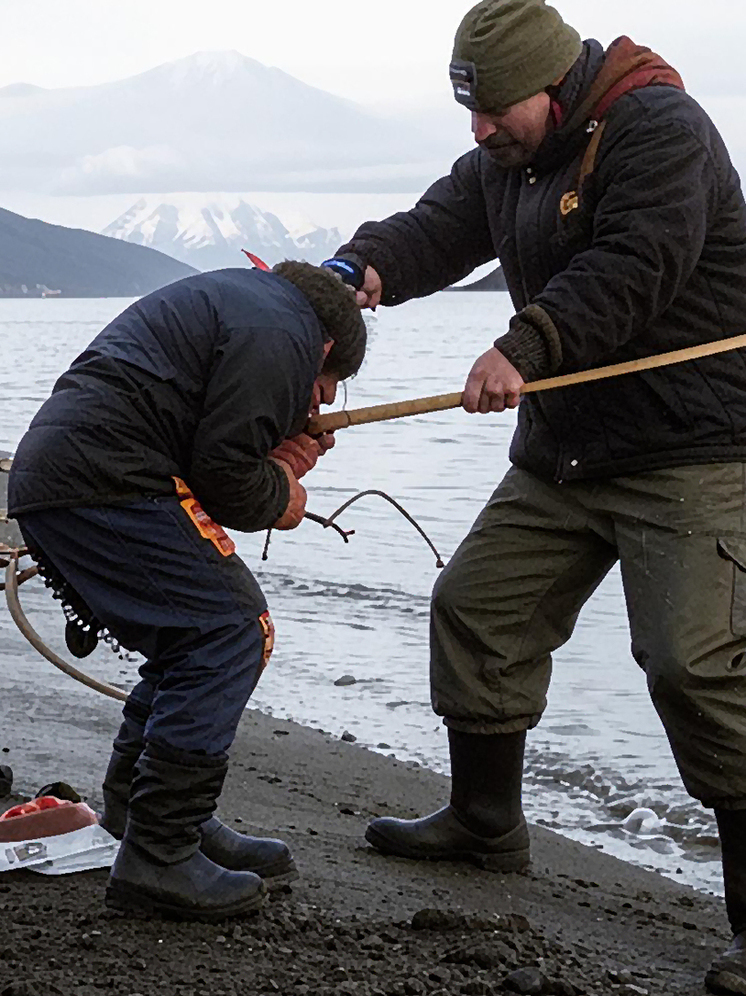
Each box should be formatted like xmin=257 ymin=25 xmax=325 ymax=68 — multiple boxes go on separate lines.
xmin=463 ymin=347 xmax=524 ymax=414
xmin=271 ymin=459 xmax=307 ymax=530
xmin=356 ymin=266 xmax=382 ymax=309
xmin=317 ymin=431 xmax=336 ymax=454
xmin=270 ymin=433 xmax=326 ymax=480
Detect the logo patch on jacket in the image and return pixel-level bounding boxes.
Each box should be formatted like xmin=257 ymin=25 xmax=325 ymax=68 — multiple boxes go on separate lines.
xmin=560 ymin=191 xmax=580 ymax=216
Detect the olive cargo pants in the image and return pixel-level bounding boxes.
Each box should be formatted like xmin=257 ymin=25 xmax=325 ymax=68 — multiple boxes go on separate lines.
xmin=431 ymin=464 xmax=746 ymax=808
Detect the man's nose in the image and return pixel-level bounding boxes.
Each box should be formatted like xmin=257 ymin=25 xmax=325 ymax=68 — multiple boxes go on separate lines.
xmin=472 ymin=112 xmax=497 ymax=142
xmin=323 ymin=381 xmax=338 ymax=405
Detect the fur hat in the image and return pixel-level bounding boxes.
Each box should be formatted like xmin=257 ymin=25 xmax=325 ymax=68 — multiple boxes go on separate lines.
xmin=273 ymin=261 xmax=367 ymax=380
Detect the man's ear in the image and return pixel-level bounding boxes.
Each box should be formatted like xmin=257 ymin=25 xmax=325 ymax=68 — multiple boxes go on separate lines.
xmin=322 ymin=340 xmax=334 ymax=359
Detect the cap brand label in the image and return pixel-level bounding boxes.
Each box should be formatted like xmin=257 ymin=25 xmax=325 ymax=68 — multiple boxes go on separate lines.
xmin=450 ymin=59 xmax=479 ymax=111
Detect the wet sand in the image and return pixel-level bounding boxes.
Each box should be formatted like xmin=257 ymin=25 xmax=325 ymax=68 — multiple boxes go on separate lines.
xmin=0 ymin=677 xmax=730 ymax=995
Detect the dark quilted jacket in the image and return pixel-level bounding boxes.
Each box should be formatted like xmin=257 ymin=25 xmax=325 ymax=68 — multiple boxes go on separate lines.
xmin=338 ymin=40 xmax=746 ymax=481
xmin=9 ymin=269 xmax=323 ymax=531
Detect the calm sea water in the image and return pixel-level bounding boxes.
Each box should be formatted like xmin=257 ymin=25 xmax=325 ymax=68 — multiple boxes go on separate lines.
xmin=0 ymin=293 xmax=724 ymax=894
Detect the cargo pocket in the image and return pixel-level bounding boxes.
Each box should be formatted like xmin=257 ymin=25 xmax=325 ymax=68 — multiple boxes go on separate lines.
xmin=717 ymin=538 xmax=746 ymax=636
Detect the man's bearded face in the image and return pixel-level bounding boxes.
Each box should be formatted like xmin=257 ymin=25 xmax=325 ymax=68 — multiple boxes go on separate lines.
xmin=472 ymin=91 xmax=554 ymax=167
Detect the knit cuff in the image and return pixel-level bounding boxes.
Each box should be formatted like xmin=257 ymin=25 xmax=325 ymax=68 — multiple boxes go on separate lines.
xmin=494 ymin=304 xmax=563 ymax=381
xmin=335 ymin=240 xmax=405 ymax=306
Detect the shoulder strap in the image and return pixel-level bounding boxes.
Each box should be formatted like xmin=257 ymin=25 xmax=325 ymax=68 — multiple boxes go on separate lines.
xmin=579 ymin=119 xmax=608 ymax=187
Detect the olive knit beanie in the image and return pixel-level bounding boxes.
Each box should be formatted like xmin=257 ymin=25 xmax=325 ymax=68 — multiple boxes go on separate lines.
xmin=451 ymin=0 xmax=582 ymax=113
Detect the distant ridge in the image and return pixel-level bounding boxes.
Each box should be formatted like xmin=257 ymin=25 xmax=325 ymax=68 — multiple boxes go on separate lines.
xmin=103 ymin=194 xmax=341 ymax=269
xmin=0 ymin=83 xmax=46 ymax=98
xmin=449 ymin=267 xmax=508 ymax=292
xmin=0 ymin=207 xmax=197 ymax=297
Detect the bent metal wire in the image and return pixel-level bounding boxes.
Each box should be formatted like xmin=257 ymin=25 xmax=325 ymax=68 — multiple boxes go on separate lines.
xmin=2 ymin=454 xmax=444 ymax=704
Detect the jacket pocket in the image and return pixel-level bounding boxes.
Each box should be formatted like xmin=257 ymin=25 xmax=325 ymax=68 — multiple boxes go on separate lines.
xmin=717 ymin=538 xmax=746 ymax=636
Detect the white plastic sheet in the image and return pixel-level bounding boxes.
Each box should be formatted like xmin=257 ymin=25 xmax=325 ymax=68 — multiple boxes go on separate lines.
xmin=0 ymin=824 xmax=119 ymax=875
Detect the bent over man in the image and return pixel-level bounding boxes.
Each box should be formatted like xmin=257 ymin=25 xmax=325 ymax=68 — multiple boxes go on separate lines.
xmin=8 ymin=262 xmax=366 ymax=921
xmin=324 ymin=1 xmax=746 ymax=989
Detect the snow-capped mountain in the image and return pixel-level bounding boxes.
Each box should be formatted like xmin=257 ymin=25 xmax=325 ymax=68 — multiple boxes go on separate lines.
xmin=102 ymin=194 xmax=342 ymax=269
xmin=0 ymin=51 xmax=460 ymax=197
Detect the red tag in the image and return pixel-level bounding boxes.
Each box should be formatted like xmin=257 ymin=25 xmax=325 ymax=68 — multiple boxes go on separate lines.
xmin=242 ymin=250 xmax=271 ymax=271
xmin=172 ymin=477 xmax=236 ymax=557
xmin=258 ymin=610 xmax=275 ymax=672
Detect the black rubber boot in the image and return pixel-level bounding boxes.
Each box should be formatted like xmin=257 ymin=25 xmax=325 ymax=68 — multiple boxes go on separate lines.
xmin=100 ymin=712 xmax=145 ymax=837
xmin=101 ymin=715 xmax=297 ymax=889
xmin=105 ymin=742 xmax=267 ymax=922
xmin=706 ymin=810 xmax=746 ymax=994
xmin=366 ymin=729 xmax=530 ymax=872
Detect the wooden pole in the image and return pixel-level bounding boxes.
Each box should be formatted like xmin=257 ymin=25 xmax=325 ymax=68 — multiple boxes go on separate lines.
xmin=310 ymin=392 xmax=463 ymax=434
xmin=308 ymin=333 xmax=746 ymax=435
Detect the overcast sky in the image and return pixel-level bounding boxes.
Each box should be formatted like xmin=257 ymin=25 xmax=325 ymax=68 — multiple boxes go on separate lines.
xmin=2 ymin=1 xmax=745 ymax=106
xmin=1 ymin=0 xmax=744 ymax=235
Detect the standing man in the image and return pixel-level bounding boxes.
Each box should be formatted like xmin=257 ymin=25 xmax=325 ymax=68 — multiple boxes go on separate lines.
xmin=8 ymin=261 xmax=366 ymax=921
xmin=324 ymin=1 xmax=746 ymax=989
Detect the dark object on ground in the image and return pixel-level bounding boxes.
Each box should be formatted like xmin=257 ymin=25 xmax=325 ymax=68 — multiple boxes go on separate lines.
xmin=503 ymin=966 xmax=546 ymax=994
xmin=0 ymin=763 xmax=12 ymax=797
xmin=0 ymin=206 xmax=197 ymax=298
xmin=35 ymin=782 xmax=82 ymax=803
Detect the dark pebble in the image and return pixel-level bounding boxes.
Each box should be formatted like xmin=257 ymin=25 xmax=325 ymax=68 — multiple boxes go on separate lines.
xmin=469 ymin=944 xmax=511 ymax=970
xmin=607 ymin=970 xmax=635 ymax=986
xmin=503 ymin=967 xmax=545 ymax=995
xmin=461 ymin=983 xmax=496 ymax=996
xmin=411 ymin=909 xmax=465 ymax=931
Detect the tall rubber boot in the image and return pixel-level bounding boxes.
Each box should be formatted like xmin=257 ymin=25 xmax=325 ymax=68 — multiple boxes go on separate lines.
xmin=100 ymin=711 xmax=146 ymax=836
xmin=101 ymin=714 xmax=297 ymax=888
xmin=366 ymin=729 xmax=530 ymax=871
xmin=705 ymin=809 xmax=746 ymax=994
xmin=105 ymin=742 xmax=267 ymax=922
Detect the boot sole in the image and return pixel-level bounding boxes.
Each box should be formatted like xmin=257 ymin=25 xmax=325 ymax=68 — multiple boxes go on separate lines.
xmin=104 ymin=826 xmax=299 ymax=891
xmin=365 ymin=825 xmax=530 ymax=873
xmin=105 ymin=878 xmax=267 ymax=922
xmin=261 ymin=860 xmax=300 ymax=892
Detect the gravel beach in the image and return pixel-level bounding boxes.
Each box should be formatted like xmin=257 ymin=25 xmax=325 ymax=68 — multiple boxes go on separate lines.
xmin=0 ymin=677 xmax=729 ymax=996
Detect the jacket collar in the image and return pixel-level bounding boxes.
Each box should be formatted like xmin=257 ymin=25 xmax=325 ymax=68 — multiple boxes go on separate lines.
xmin=532 ymin=37 xmax=685 ymax=170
